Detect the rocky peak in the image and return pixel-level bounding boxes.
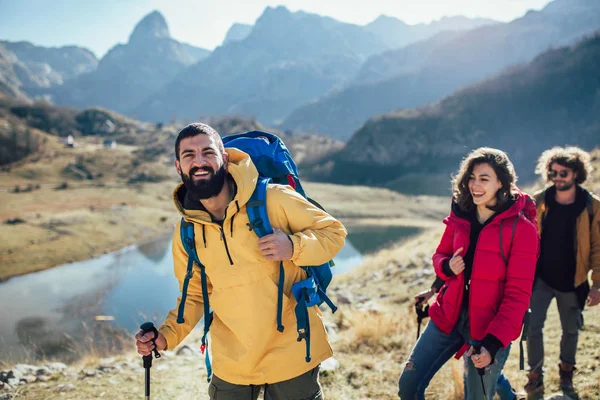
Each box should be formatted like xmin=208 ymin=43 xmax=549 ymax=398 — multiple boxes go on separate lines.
xmin=129 ymin=11 xmax=170 ymax=44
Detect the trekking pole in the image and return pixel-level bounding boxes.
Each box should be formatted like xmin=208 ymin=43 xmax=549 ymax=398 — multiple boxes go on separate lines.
xmin=140 ymin=322 xmax=161 ymax=400
xmin=472 ymin=343 xmax=487 ymax=397
xmin=414 ymin=298 xmax=429 ymax=340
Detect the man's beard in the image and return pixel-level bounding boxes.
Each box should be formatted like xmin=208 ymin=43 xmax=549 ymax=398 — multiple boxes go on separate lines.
xmin=181 ymin=165 xmax=227 ymax=199
xmin=555 ymin=180 xmax=575 ymax=192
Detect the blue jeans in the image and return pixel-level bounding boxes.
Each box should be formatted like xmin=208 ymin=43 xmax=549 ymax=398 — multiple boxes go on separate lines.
xmin=398 ymin=312 xmax=509 ymax=400
xmin=495 ymin=371 xmax=516 ymax=400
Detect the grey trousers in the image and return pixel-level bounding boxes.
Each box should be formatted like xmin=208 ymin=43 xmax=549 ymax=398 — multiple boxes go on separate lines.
xmin=208 ymin=366 xmax=323 ymax=400
xmin=526 ymin=278 xmax=583 ymax=371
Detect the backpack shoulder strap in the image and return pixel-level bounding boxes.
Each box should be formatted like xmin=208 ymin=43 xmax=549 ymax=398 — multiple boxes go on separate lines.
xmin=177 ymin=217 xmax=214 ymax=380
xmin=586 ymin=192 xmax=594 ymax=227
xmin=246 ymin=178 xmax=286 ymax=332
xmin=499 ymin=212 xmax=521 ymax=267
xmin=246 ymin=177 xmax=273 ymax=238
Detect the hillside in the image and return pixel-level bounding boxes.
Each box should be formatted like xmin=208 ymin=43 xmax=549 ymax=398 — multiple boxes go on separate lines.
xmin=281 ymin=0 xmax=600 ymax=139
xmin=306 ymin=34 xmax=600 ymax=194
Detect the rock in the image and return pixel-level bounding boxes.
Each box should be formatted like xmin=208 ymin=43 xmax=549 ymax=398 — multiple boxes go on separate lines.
xmin=6 ymin=371 xmax=22 ymax=381
xmin=175 ymin=345 xmax=197 ymax=356
xmin=56 ymin=383 xmax=77 ymax=392
xmin=21 ymin=375 xmax=37 ymax=384
xmin=320 ymin=357 xmax=340 ymax=372
xmin=336 ymin=293 xmax=352 ymax=305
xmin=543 ymin=394 xmax=577 ymax=400
xmin=357 ymin=301 xmax=384 ymax=314
xmin=36 ymin=367 xmax=51 ymax=376
xmin=97 ymin=364 xmax=121 ymax=373
xmin=13 ymin=364 xmax=37 ymax=376
xmin=408 ymin=278 xmax=425 ymax=288
xmin=323 ymin=321 xmax=339 ymax=342
xmin=81 ymin=369 xmax=98 ymax=378
xmin=46 ymin=363 xmax=68 ymax=373
xmin=6 ymin=378 xmax=19 ymax=387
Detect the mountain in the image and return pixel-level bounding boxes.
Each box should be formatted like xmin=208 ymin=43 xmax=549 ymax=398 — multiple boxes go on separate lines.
xmin=306 ymin=33 xmax=600 ymax=194
xmin=0 ymin=40 xmax=97 ymax=102
xmin=223 ymin=23 xmax=253 ymax=45
xmin=364 ymin=15 xmax=496 ymax=49
xmin=132 ymin=6 xmax=389 ymax=124
xmin=0 ymin=43 xmax=32 ymax=102
xmin=45 ymin=11 xmax=211 ymax=114
xmin=282 ymin=0 xmax=600 ymax=139
xmin=0 ymin=40 xmax=98 ymax=89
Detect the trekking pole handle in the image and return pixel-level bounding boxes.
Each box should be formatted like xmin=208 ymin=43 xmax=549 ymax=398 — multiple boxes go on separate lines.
xmin=472 ymin=344 xmax=486 ymax=376
xmin=140 ymin=322 xmax=161 ymax=368
xmin=472 ymin=343 xmax=487 ymax=397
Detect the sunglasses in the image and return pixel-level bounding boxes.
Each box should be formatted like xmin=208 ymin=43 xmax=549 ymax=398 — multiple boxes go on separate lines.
xmin=547 ymin=169 xmax=570 ymax=179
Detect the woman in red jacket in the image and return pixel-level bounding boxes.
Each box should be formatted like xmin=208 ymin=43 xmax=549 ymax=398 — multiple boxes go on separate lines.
xmin=398 ymin=147 xmax=539 ymax=400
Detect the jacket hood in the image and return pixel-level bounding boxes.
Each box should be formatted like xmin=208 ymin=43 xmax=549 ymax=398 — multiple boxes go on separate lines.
xmin=172 ymin=148 xmax=259 ymax=223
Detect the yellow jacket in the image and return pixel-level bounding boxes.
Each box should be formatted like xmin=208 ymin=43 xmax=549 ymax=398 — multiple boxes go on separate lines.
xmin=534 ymin=186 xmax=600 ymax=289
xmin=159 ymin=148 xmax=347 ymax=384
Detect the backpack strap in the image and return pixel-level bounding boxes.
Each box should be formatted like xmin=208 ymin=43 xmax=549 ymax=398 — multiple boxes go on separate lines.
xmin=499 ymin=212 xmax=520 ymax=267
xmin=499 ymin=211 xmax=529 ymax=369
xmin=586 ymin=192 xmax=594 ymax=227
xmin=246 ymin=177 xmax=274 ymax=237
xmin=246 ymin=178 xmax=286 ymax=333
xmin=178 ymin=218 xmax=214 ymax=381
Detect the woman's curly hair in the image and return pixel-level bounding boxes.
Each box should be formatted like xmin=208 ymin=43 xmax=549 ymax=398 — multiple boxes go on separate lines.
xmin=452 ymin=147 xmax=517 ymax=212
xmin=535 ymin=146 xmax=593 ymax=185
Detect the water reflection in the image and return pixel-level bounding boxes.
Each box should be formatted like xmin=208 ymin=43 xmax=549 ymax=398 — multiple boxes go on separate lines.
xmin=347 ymin=225 xmax=423 ymax=254
xmin=0 ymin=224 xmax=420 ymax=363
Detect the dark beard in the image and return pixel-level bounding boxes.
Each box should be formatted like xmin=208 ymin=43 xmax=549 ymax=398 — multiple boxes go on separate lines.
xmin=181 ymin=165 xmax=227 ymax=199
xmin=555 ymin=180 xmax=575 ymax=191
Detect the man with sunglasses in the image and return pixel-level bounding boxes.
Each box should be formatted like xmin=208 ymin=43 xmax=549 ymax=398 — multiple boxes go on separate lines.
xmin=524 ymin=146 xmax=600 ymax=398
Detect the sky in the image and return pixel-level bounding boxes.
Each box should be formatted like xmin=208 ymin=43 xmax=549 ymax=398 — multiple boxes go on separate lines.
xmin=0 ymin=0 xmax=552 ymax=58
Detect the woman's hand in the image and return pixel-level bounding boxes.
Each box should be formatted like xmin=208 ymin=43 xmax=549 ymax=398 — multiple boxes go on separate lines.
xmin=449 ymin=247 xmax=465 ymax=275
xmin=467 ymin=345 xmax=492 ymax=368
xmin=414 ymin=288 xmax=435 ymax=305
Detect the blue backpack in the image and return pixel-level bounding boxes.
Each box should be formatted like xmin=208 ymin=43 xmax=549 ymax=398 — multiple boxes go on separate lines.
xmin=176 ymin=130 xmax=337 ymax=380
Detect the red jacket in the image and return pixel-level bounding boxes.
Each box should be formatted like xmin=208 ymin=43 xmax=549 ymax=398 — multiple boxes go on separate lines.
xmin=429 ymin=190 xmax=539 ymax=349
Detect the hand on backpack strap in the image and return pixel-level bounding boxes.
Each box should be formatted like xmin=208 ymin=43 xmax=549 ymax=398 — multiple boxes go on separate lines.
xmin=258 ymin=228 xmax=294 ymax=261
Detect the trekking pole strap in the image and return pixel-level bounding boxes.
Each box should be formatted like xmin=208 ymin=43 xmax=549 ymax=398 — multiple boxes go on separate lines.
xmin=277 ymin=261 xmax=285 ymax=332
xmin=140 ymin=322 xmax=161 ymax=363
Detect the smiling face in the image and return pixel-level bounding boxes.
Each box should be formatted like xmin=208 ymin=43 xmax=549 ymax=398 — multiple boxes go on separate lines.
xmin=468 ymin=163 xmax=503 ymax=208
xmin=175 ymin=134 xmax=229 ymax=199
xmin=548 ymin=162 xmax=577 ymax=192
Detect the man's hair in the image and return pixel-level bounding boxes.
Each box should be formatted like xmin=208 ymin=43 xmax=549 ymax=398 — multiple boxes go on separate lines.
xmin=452 ymin=147 xmax=517 ymax=212
xmin=535 ymin=146 xmax=592 ymax=185
xmin=174 ymin=123 xmax=224 ymax=160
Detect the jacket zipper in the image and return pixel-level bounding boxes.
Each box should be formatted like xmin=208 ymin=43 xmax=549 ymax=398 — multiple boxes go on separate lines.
xmin=220 ymin=209 xmax=234 ymax=265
